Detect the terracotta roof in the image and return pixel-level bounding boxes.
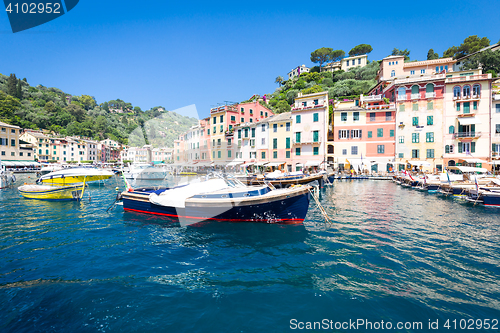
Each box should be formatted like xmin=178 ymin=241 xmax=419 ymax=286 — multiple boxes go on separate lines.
xmin=404 ymin=57 xmax=456 ymax=68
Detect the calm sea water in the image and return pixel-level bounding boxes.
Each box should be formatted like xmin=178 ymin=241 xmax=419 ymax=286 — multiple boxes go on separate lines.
xmin=1 ymin=174 xmax=500 ymax=332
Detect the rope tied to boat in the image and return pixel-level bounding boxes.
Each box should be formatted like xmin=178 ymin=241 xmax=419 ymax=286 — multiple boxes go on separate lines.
xmin=308 ymin=186 xmax=333 ymax=225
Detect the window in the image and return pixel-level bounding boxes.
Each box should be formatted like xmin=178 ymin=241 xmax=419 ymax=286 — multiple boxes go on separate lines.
xmin=218 ymin=151 xmax=221 ymax=158
xmin=370 ymin=113 xmax=375 ymax=121
xmin=313 ymin=113 xmax=319 ymax=122
xmin=412 ymin=117 xmax=419 ymax=126
xmin=313 ymin=99 xmax=319 ymax=105
xmin=250 ymin=118 xmax=253 ymax=123
xmin=265 ymin=112 xmax=268 ymax=117
xmin=390 ymin=129 xmax=394 ymax=137
xmin=463 ymin=85 xmax=470 ymax=97
xmin=313 ymin=131 xmax=319 ymax=142
xmin=273 ymin=124 xmax=277 ymax=132
xmin=286 ymin=137 xmax=290 ymax=149
xmin=273 ymin=138 xmax=278 ymax=149
xmin=313 ymin=147 xmax=319 ymax=155
xmin=241 ymin=107 xmax=244 ymax=113
xmin=220 ymin=115 xmax=224 ymax=123
xmin=251 ymin=128 xmax=255 ymax=137
xmin=368 ymin=131 xmax=372 ymax=138
xmin=377 ymin=128 xmax=383 ymax=137
xmin=399 ymin=153 xmax=404 ymax=158
xmin=238 ymin=130 xmax=241 ymax=139
xmin=213 ymin=116 xmax=216 ymax=124
xmin=386 ymin=111 xmax=392 ymax=121
xmin=296 ymin=115 xmax=301 ymax=123
xmin=427 ymin=116 xmax=433 ymax=125
xmin=249 ymin=109 xmax=253 ymax=115
xmin=412 ymin=149 xmax=420 ymax=158
xmin=426 ymin=132 xmax=434 ymax=143
xmin=262 ymin=124 xmax=266 ymax=132
xmin=286 ymin=122 xmax=290 ymax=131
xmin=456 ymin=103 xmax=461 ymax=112
xmin=273 ymin=151 xmax=278 ymax=159
xmin=377 ymin=145 xmax=385 ymax=154
xmin=399 ymin=104 xmax=405 ymax=112
xmin=220 ymin=125 xmax=223 ymax=132
xmin=341 ymin=112 xmax=347 ymax=121
xmin=473 ymin=101 xmax=478 ymax=110
xmin=228 ymin=150 xmax=232 ymax=158
xmin=231 ymin=116 xmax=235 ymax=122
xmin=473 ymin=84 xmax=481 ymax=96
xmin=244 ymin=129 xmax=248 ymax=137
xmin=260 ymin=111 xmax=263 ymax=116
xmin=261 ymin=138 xmax=265 ymax=145
xmin=349 ymin=129 xmax=360 ymax=139
xmin=302 ymin=102 xmax=307 ymax=107
xmin=410 ymin=70 xmax=415 ymax=75
xmin=427 ymin=101 xmax=433 ymax=110
xmin=427 ymin=149 xmax=435 ymax=158
xmin=295 ymin=148 xmax=301 ymax=156
xmin=11 ymin=139 xmax=15 ymax=146
xmin=445 ymin=145 xmax=450 ymax=154
xmin=421 ymin=69 xmax=425 ymax=74
xmin=213 ymin=126 xmax=216 ymax=133
xmin=463 ymin=102 xmax=470 ymax=114
xmin=391 ymin=70 xmax=395 ymax=77
xmin=398 ymin=136 xmax=404 ymax=143
xmin=353 ymin=112 xmax=359 ymax=121
xmin=358 ymin=58 xmax=361 ymax=65
xmin=351 ymin=146 xmax=358 ymax=155
xmin=295 ymin=132 xmax=301 ymax=143
xmin=339 ymin=130 xmax=349 ymax=139
xmin=346 ymin=60 xmax=350 ymax=66
xmin=412 ymin=103 xmax=418 ymax=111
xmin=342 ymin=149 xmax=347 ymax=155
xmin=241 ymin=117 xmax=244 ymax=122
xmin=496 ymin=124 xmax=500 ymax=134
xmin=449 ymin=126 xmax=455 ymax=134
xmin=412 ymin=133 xmax=420 ymax=143
xmin=453 ymin=86 xmax=461 ymax=98
xmin=286 ymin=151 xmax=290 ymax=158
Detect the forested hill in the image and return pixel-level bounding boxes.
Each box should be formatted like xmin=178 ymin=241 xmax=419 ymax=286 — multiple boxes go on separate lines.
xmin=0 ymin=73 xmax=198 ymax=147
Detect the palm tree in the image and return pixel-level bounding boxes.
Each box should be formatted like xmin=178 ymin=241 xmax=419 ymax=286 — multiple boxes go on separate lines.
xmin=275 ymin=76 xmax=284 ymax=87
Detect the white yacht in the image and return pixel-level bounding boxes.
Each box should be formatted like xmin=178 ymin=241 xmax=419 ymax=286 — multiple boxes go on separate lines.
xmin=124 ymin=163 xmax=171 ymax=180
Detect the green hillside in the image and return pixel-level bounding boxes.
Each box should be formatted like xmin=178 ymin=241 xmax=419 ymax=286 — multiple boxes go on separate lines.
xmin=0 ymin=73 xmax=198 ymax=147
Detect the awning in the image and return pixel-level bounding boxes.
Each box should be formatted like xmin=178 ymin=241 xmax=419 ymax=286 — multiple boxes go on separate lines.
xmin=305 ymin=161 xmax=322 ymax=167
xmin=295 ymin=163 xmax=304 ymax=167
xmin=459 ymin=117 xmax=481 ymax=125
xmin=462 ymin=158 xmax=488 ymax=164
xmin=408 ymin=161 xmax=431 ymax=167
xmin=448 ymin=166 xmax=488 ymax=173
xmin=254 ymin=161 xmax=269 ymax=166
xmin=490 ymin=160 xmax=500 ymax=165
xmin=266 ymin=162 xmax=285 ymax=167
xmin=241 ymin=162 xmax=255 ymax=167
xmin=226 ymin=160 xmax=245 ymax=167
xmin=0 ymin=160 xmax=39 ymax=167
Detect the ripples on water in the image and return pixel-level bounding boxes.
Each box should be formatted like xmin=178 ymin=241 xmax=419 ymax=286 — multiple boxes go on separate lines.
xmin=0 ymin=175 xmax=499 ymax=332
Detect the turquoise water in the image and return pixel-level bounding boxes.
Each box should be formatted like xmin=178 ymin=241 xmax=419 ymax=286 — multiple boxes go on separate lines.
xmin=1 ymin=174 xmax=500 ymax=332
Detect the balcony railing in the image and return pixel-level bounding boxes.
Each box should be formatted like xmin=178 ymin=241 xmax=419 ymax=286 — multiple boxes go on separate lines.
xmin=365 ymin=103 xmax=396 ymax=110
xmin=397 ymin=95 xmax=406 ymax=101
xmin=446 ymin=74 xmax=491 ymax=83
xmin=425 ymin=92 xmax=436 ymax=98
xmin=453 ymin=94 xmax=481 ymax=101
xmin=411 ymin=93 xmax=420 ymax=100
xmin=363 ymin=94 xmax=382 ymax=102
xmin=292 ymin=103 xmax=325 ymax=111
xmin=453 ymin=131 xmax=481 ymax=139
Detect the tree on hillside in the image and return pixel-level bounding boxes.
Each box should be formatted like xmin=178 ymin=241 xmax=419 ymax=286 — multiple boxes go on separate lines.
xmin=79 ymin=95 xmax=97 ymax=111
xmin=443 ymin=35 xmax=490 ymax=59
xmin=16 ymin=80 xmax=23 ymax=100
xmin=275 ymin=76 xmax=284 ymax=87
xmin=331 ymin=50 xmax=345 ymax=63
xmin=349 ymin=44 xmax=373 ymax=57
xmin=427 ymin=49 xmax=439 ymax=60
xmin=66 ymin=104 xmax=85 ymax=122
xmin=391 ymin=48 xmax=410 ymax=61
xmin=0 ymin=91 xmax=21 ymax=121
xmin=463 ymin=49 xmax=500 ymax=75
xmin=7 ymin=74 xmax=17 ymax=97
xmin=310 ymin=47 xmax=334 ymax=71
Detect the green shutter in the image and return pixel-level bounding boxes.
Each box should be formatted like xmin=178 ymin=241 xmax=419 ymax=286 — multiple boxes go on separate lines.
xmin=390 ymin=129 xmax=394 ymax=137
xmin=368 ymin=131 xmax=372 ymax=138
xmin=286 ymin=137 xmax=290 ymax=149
xmin=458 ymin=143 xmax=463 ymax=153
xmin=412 ymin=103 xmax=418 ymax=111
xmin=313 ymin=113 xmax=319 ymax=122
xmin=471 ymin=142 xmax=476 ymax=153
xmin=463 ymin=102 xmax=470 ymax=114
xmin=427 ymin=116 xmax=433 ymax=125
xmin=399 ymin=104 xmax=405 ymax=112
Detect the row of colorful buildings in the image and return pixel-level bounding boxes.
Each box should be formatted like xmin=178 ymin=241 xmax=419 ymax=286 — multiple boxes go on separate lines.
xmin=172 ymin=55 xmax=500 ymax=173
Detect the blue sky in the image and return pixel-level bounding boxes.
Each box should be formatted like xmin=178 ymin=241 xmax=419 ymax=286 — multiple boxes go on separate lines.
xmin=0 ymin=0 xmax=498 ymax=119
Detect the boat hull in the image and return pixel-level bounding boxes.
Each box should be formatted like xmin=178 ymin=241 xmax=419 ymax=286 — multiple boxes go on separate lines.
xmin=239 ymin=174 xmax=324 ymax=188
xmin=19 ymin=184 xmax=84 ymax=200
xmin=482 ymin=192 xmax=500 ymax=207
xmin=122 ymin=187 xmax=311 ymax=226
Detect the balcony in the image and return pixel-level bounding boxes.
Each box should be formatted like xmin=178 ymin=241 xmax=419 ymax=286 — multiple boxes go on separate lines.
xmin=292 ymin=103 xmax=325 ymax=111
xmin=425 ymin=92 xmax=436 ymax=98
xmin=493 ymin=94 xmax=500 ymax=101
xmin=453 ymin=132 xmax=482 ymax=139
xmin=454 ymin=94 xmax=481 ymax=101
xmin=446 ymin=74 xmax=491 ymax=83
xmin=365 ymin=103 xmax=396 ymax=110
xmin=411 ymin=93 xmax=420 ymax=100
xmin=363 ymin=94 xmax=382 ymax=102
xmin=397 ymin=95 xmax=407 ymax=101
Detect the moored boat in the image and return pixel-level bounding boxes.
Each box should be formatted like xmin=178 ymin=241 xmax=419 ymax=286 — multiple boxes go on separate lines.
xmin=121 ymin=177 xmax=311 ymax=227
xmin=37 ymin=167 xmax=114 ymax=185
xmin=18 ymin=182 xmax=86 ymax=201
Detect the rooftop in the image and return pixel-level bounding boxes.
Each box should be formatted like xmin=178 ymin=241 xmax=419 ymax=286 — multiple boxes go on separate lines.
xmin=0 ymin=121 xmax=21 ymax=129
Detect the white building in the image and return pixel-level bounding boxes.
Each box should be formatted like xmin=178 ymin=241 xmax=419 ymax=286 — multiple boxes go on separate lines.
xmin=287 ymin=65 xmax=310 ymax=80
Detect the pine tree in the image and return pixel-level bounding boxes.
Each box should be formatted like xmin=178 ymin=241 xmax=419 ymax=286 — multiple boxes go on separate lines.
xmin=16 ymin=80 xmax=23 ymax=100
xmin=7 ymin=74 xmax=17 ymax=97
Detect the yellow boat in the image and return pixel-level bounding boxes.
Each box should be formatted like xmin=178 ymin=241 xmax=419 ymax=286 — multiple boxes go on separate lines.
xmin=37 ymin=167 xmax=113 ymax=185
xmin=19 ymin=178 xmax=87 ymax=201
